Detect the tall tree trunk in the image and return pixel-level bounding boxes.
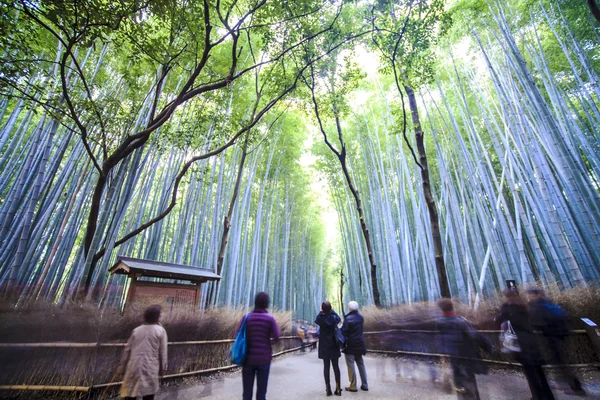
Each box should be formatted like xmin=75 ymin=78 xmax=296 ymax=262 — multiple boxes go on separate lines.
xmin=337 ymin=150 xmax=382 ymax=307
xmin=405 ymin=86 xmax=451 ymax=299
xmin=305 ymin=65 xmax=382 ymax=307
xmin=339 ymin=268 xmax=345 ymax=314
xmin=214 ymin=133 xmax=250 ymax=302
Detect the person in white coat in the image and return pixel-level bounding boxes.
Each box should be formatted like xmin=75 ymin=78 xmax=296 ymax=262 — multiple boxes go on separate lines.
xmin=119 ymin=305 xmax=168 ymax=400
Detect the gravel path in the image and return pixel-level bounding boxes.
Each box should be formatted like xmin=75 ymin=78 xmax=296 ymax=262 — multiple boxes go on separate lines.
xmin=155 ymin=352 xmax=600 ymax=400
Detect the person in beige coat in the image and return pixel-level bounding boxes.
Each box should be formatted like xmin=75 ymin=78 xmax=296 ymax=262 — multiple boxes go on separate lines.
xmin=119 ymin=305 xmax=168 ymax=400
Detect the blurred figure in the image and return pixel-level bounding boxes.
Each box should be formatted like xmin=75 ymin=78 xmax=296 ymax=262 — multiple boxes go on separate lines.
xmin=527 ymin=288 xmax=586 ymax=397
xmin=315 ymin=301 xmax=343 ymax=396
xmin=239 ymin=292 xmax=281 ymax=400
xmin=308 ymin=325 xmax=319 ymax=352
xmin=302 ymin=321 xmax=309 ymax=351
xmin=375 ymin=331 xmax=412 ymax=384
xmin=315 ymin=325 xmax=321 ymax=350
xmin=497 ymin=289 xmax=555 ymax=400
xmin=436 ymin=298 xmax=492 ymax=399
xmin=376 ymin=333 xmax=400 ymax=383
xmin=119 ymin=305 xmax=168 ymax=400
xmin=342 ymin=301 xmax=368 ymax=392
xmin=297 ymin=320 xmax=307 ymax=352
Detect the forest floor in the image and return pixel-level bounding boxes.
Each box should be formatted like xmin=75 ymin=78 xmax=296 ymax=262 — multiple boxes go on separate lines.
xmin=147 ymin=352 xmax=600 ymax=400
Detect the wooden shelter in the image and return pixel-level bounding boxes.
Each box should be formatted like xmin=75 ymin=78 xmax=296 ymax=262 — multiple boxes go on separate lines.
xmin=109 ymin=256 xmax=221 ymax=310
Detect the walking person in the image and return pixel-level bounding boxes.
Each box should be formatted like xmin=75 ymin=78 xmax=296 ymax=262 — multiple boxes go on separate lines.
xmin=496 ymin=289 xmax=555 ymax=400
xmin=238 ymin=292 xmax=281 ymax=400
xmin=315 ymin=301 xmax=343 ymax=396
xmin=527 ymin=288 xmax=587 ymax=396
xmin=342 ymin=301 xmax=368 ymax=392
xmin=118 ymin=305 xmax=168 ymax=400
xmin=313 ymin=325 xmax=320 ymax=351
xmin=300 ymin=321 xmax=309 ymax=352
xmin=308 ymin=324 xmax=319 ymax=352
xmin=436 ymin=298 xmax=492 ymax=399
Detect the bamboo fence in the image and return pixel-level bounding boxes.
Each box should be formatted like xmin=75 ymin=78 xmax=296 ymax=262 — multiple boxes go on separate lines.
xmin=1 ymin=327 xmax=598 ymax=395
xmin=0 ymin=336 xmax=304 ymax=394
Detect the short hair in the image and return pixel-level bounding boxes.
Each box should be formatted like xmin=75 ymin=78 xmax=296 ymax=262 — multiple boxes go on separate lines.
xmin=254 ymin=292 xmax=270 ymax=309
xmin=437 ymin=298 xmax=454 ymax=312
xmin=144 ymin=305 xmax=162 ymax=324
xmin=348 ymin=301 xmax=359 ymax=311
xmin=322 ymin=301 xmax=332 ymax=314
xmin=503 ymin=288 xmax=525 ymax=305
xmin=503 ymin=288 xmax=519 ymax=298
xmin=526 ymin=287 xmax=544 ymax=296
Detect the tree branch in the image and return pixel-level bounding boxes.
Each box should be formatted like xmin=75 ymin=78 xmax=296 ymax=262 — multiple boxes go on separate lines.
xmin=20 ymin=2 xmax=109 ymax=160
xmin=377 ymin=1 xmax=423 ymax=170
xmin=59 ymin=41 xmax=103 ymax=175
xmin=91 ymin=28 xmax=362 ymax=263
xmin=303 ymin=63 xmax=341 ymax=158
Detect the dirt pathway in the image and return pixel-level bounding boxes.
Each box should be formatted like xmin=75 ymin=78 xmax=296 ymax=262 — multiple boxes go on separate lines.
xmin=155 ymin=352 xmax=600 ymax=400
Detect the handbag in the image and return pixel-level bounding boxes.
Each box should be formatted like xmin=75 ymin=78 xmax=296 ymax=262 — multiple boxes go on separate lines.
xmin=230 ymin=313 xmax=249 ymax=365
xmin=334 ymin=325 xmax=345 ymax=349
xmin=500 ymin=320 xmax=521 ymax=353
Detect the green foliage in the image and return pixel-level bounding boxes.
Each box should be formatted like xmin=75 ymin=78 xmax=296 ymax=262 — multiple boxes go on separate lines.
xmin=0 ymin=0 xmax=338 ymax=152
xmin=450 ymin=0 xmax=600 ymax=79
xmin=370 ymin=0 xmax=451 ymax=88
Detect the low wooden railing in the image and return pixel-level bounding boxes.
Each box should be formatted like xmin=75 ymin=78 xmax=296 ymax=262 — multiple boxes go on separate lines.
xmin=363 ymin=329 xmax=600 ymax=368
xmin=0 ymin=336 xmax=303 ymax=393
xmin=2 ymin=328 xmax=598 ymax=394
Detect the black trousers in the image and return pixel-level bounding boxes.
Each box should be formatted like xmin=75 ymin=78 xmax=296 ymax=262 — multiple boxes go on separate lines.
xmin=545 ymin=336 xmax=582 ymax=391
xmin=323 ymin=357 xmax=341 ymax=388
xmin=124 ymin=396 xmax=154 ymax=400
xmin=522 ymin=364 xmax=555 ymax=400
xmin=450 ymin=361 xmax=481 ymax=400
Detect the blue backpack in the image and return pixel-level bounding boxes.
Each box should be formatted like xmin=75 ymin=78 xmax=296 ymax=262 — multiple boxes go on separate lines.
xmin=230 ymin=313 xmax=249 ymax=365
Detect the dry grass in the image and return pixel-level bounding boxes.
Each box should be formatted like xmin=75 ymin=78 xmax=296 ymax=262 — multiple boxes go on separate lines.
xmin=360 ymin=285 xmax=600 ymax=367
xmin=362 ymin=284 xmax=600 ymax=332
xmin=0 ymin=285 xmax=597 ymax=392
xmin=0 ymin=300 xmax=293 ymax=343
xmin=0 ymin=300 xmax=295 ymax=390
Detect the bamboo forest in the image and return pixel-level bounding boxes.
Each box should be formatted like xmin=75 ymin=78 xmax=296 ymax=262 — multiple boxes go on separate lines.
xmin=1 ymin=0 xmax=600 ymax=319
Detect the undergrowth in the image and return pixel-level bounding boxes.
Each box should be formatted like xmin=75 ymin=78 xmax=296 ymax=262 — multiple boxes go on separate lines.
xmin=361 ymin=285 xmax=600 ymax=332
xmin=0 ymin=301 xmax=292 ymax=343
xmin=0 ymin=301 xmax=295 ymax=390
xmin=0 ymin=285 xmax=597 ymax=392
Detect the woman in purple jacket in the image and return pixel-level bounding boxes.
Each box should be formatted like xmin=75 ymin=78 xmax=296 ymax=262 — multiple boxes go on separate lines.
xmin=239 ymin=292 xmax=281 ymax=400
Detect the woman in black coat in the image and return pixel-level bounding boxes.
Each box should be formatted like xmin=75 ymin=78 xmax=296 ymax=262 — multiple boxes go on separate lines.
xmin=496 ymin=289 xmax=555 ymax=400
xmin=315 ymin=301 xmax=342 ymax=396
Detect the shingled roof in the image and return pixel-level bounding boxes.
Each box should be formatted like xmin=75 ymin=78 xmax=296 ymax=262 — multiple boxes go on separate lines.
xmin=109 ymin=256 xmax=221 ymax=282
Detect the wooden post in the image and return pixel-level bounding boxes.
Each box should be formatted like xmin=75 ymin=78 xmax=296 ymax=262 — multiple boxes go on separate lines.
xmin=581 ymin=318 xmax=600 ymax=360
xmin=194 ymin=281 xmax=202 ymax=309
xmin=125 ymin=273 xmax=139 ymax=310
